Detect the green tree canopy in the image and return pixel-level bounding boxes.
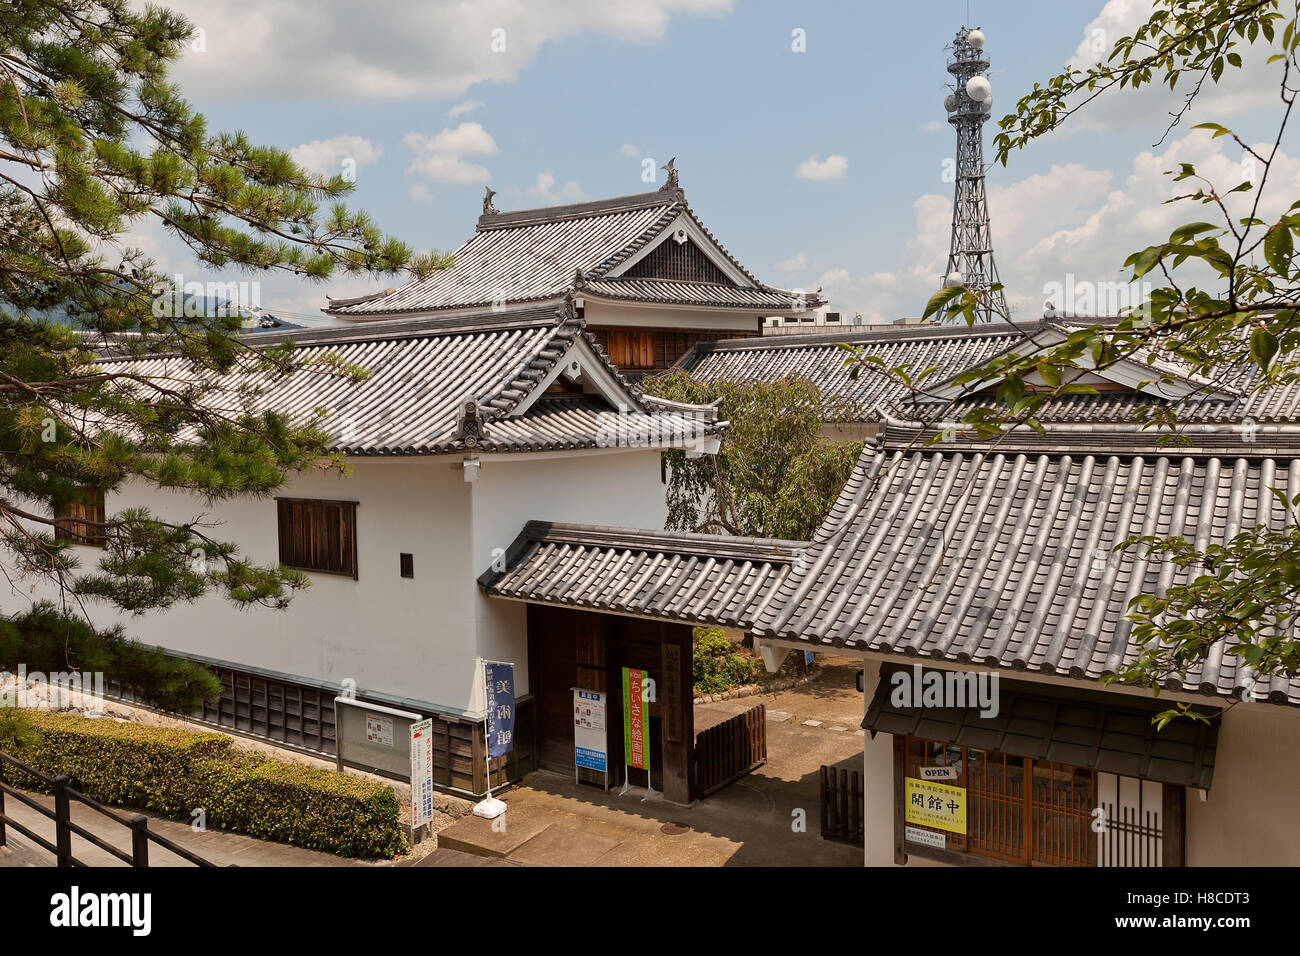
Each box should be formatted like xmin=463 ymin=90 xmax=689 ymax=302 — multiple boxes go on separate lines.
xmin=0 ymin=1 xmax=448 ymax=624
xmin=645 ymin=371 xmax=862 ymax=542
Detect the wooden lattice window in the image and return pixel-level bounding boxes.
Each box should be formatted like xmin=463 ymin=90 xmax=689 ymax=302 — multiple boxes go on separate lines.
xmin=53 ymin=487 xmax=106 ymax=547
xmin=276 ymin=498 xmax=358 ymax=578
xmin=624 ymin=237 xmax=732 ymax=284
xmin=901 ymin=736 xmax=1098 ymax=866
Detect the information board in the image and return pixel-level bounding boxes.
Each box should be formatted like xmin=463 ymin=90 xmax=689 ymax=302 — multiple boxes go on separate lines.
xmin=573 ymin=688 xmax=607 ymax=773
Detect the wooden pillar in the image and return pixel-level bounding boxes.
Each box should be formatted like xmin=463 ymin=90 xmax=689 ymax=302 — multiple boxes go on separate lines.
xmin=1162 ymin=783 xmax=1187 ymax=867
xmin=892 ymin=736 xmax=908 ymax=865
xmin=659 ymin=623 xmax=694 ymax=804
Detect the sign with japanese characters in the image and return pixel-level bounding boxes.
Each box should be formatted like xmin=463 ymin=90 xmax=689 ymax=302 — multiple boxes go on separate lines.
xmin=904 ymin=777 xmax=967 ymax=834
xmin=573 ymin=688 xmax=607 ymax=772
xmin=905 ymin=826 xmax=947 ymax=849
xmin=484 ymin=661 xmax=515 ymax=760
xmin=622 ymin=667 xmax=649 ymax=771
xmin=410 ymin=718 xmax=435 ymax=829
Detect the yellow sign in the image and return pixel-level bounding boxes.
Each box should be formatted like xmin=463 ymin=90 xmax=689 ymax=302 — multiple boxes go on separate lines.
xmin=904 ymin=777 xmax=967 ymax=834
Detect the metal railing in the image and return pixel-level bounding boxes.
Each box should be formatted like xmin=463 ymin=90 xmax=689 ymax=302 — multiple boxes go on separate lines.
xmin=0 ymin=750 xmax=222 ymax=867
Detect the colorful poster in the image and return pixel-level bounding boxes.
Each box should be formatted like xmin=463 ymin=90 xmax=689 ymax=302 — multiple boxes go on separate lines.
xmin=622 ymin=667 xmax=649 ymax=771
xmin=904 ymin=777 xmax=967 ymax=834
xmin=366 ymin=713 xmax=393 ymax=747
xmin=484 ymin=661 xmax=515 ymax=760
xmin=409 ymin=718 xmax=435 ymax=829
xmin=573 ymin=688 xmax=607 ymax=772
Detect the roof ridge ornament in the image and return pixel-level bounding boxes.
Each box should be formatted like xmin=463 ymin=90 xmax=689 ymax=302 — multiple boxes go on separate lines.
xmin=454 ymin=396 xmax=490 ymax=447
xmin=482 ymin=186 xmax=499 ymax=216
xmin=659 ymin=157 xmax=679 ymax=192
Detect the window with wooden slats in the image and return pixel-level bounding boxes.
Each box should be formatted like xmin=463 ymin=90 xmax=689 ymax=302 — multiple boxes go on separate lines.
xmin=276 ymin=498 xmax=358 ymax=578
xmin=53 ymin=487 xmax=106 ymax=547
xmin=901 ymin=736 xmax=1100 ymax=866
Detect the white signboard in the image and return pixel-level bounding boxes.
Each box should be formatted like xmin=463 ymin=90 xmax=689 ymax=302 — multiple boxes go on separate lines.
xmin=573 ymin=688 xmax=607 ymax=773
xmin=410 ymin=718 xmax=435 ymax=829
xmin=918 ymin=765 xmax=959 ymax=782
xmin=905 ymin=826 xmax=947 ymax=849
xmin=366 ymin=713 xmax=394 ymax=747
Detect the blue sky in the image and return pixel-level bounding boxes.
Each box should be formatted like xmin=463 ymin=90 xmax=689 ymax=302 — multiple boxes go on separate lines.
xmin=151 ymin=0 xmax=1297 ymax=325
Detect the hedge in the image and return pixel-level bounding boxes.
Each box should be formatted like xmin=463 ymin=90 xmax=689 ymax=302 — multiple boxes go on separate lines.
xmin=3 ymin=712 xmax=405 ymax=858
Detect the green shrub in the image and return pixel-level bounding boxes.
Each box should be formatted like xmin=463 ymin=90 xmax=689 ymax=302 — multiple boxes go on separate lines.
xmin=4 ymin=711 xmax=405 ymax=858
xmin=693 ymin=627 xmax=762 ymax=695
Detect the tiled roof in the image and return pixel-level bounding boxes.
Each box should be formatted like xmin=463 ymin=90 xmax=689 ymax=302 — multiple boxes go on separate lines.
xmin=326 ymin=189 xmax=817 ymax=317
xmin=579 ymin=277 xmax=806 ymax=310
xmin=95 ymin=303 xmax=722 ymax=456
xmin=676 ymin=322 xmax=1033 ymax=418
xmin=478 ymin=521 xmax=800 ymax=630
xmin=674 ymin=318 xmax=1300 ymax=425
xmin=756 ymin=441 xmax=1300 ymax=705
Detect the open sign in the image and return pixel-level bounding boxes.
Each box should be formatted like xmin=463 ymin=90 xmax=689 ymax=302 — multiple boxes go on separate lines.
xmin=918 ymin=765 xmax=959 ymax=782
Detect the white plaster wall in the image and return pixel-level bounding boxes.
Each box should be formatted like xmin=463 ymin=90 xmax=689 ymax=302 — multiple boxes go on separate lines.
xmin=465 ymin=448 xmax=669 ymax=714
xmin=1186 ymin=702 xmax=1300 ymax=866
xmin=4 ymin=449 xmax=670 ymax=720
xmin=3 ymin=459 xmax=479 ymax=712
xmin=583 ymin=300 xmax=762 ymax=333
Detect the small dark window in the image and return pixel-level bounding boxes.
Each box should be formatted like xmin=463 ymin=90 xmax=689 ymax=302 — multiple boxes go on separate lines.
xmin=54 ymin=487 xmax=106 ymax=547
xmin=400 ymin=553 xmax=414 ymax=578
xmin=276 ymin=498 xmax=358 ymax=578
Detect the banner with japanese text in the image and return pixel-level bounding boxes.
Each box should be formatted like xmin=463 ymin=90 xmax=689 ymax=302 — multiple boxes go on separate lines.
xmin=622 ymin=666 xmax=649 ymax=771
xmin=485 ymin=661 xmax=515 ymax=760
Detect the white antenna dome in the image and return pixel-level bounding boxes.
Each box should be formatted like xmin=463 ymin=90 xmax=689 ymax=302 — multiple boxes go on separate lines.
xmin=981 ymin=98 xmax=992 ymax=113
xmin=944 ymin=271 xmax=965 ymax=288
xmin=944 ymin=94 xmax=956 ymax=112
xmin=966 ymin=76 xmax=991 ymax=103
xmin=967 ymin=29 xmax=985 ymax=50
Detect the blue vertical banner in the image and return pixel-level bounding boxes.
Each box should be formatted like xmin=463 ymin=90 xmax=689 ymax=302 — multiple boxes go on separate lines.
xmin=484 ymin=661 xmax=515 ymax=760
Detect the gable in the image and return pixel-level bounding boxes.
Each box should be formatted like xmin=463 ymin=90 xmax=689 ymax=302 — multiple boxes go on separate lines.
xmin=623 ymin=236 xmax=733 ymax=285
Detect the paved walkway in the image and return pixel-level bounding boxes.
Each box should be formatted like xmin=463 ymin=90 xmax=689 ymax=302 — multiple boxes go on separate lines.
xmin=0 ymin=791 xmax=382 ymax=867
xmin=436 ymin=657 xmax=866 ymax=866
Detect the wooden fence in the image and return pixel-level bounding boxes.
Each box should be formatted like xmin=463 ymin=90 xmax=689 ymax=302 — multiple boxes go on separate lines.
xmin=820 ymin=765 xmax=865 ymax=846
xmin=0 ymin=751 xmax=219 ymax=867
xmin=694 ymin=703 xmax=766 ymax=798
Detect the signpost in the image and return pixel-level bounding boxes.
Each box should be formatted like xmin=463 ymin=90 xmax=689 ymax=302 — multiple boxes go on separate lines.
xmin=573 ymin=688 xmax=609 ymax=789
xmin=618 ymin=667 xmax=656 ymax=801
xmin=410 ymin=718 xmax=435 ymax=838
xmin=473 ymin=659 xmax=515 ymax=820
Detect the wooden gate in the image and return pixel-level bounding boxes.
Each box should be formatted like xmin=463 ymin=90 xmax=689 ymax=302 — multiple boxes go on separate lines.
xmin=694 ymin=704 xmax=766 ymax=797
xmin=820 ymin=765 xmax=865 ymax=846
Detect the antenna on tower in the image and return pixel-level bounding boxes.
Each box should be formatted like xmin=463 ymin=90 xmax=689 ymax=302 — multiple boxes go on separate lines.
xmin=939 ymin=25 xmax=1008 ymax=325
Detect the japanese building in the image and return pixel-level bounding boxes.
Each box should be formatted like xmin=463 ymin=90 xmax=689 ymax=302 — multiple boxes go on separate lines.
xmin=483 ymin=317 xmax=1300 ymax=865
xmin=323 ymin=169 xmax=820 ymax=376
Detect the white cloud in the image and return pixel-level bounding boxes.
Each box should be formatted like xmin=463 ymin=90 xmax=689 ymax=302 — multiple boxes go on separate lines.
xmin=404 ymin=122 xmax=499 ymax=185
xmin=409 ymin=183 xmax=435 ymax=203
xmin=796 ymin=154 xmax=848 ymax=183
xmin=447 ymin=99 xmax=484 ymax=118
xmin=918 ymin=120 xmax=945 ymax=134
xmin=523 ymin=170 xmax=585 ymax=203
xmin=289 ymin=135 xmax=383 ymax=177
xmin=163 ymin=0 xmax=735 ymax=102
xmin=775 ymin=252 xmax=811 ymax=271
xmin=798 ymin=130 xmax=1293 ymax=323
xmin=619 ymin=143 xmax=642 ymax=158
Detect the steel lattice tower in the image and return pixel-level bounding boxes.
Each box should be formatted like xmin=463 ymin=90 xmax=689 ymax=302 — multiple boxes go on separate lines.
xmin=940 ymin=26 xmax=1007 ymax=324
